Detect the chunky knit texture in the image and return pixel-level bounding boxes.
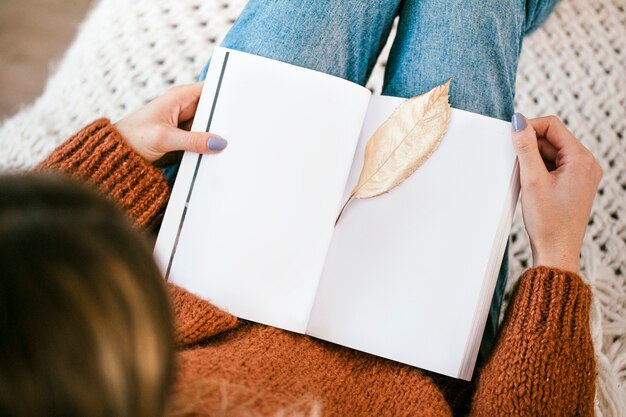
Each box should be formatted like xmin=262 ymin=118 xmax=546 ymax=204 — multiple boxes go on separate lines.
xmin=1 ymin=0 xmax=624 ymax=410
xmin=36 ymin=119 xmax=170 ymax=230
xmin=472 ymin=267 xmax=596 ymax=416
xmin=170 ymin=283 xmax=239 ymax=348
xmin=38 ymin=121 xmax=597 ymax=416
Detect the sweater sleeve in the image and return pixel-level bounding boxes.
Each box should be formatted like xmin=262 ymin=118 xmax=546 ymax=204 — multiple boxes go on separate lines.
xmin=168 ymin=283 xmax=239 ymax=348
xmin=38 ymin=120 xmax=240 ymax=344
xmin=470 ymin=266 xmax=596 ymax=416
xmin=36 ymin=119 xmax=170 ymax=230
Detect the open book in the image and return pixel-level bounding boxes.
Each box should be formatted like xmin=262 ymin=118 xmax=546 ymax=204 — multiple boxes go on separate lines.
xmin=154 ymin=47 xmax=520 ymax=380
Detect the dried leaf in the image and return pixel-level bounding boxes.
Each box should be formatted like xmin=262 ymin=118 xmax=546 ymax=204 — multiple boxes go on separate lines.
xmin=351 ymin=80 xmax=451 ymax=199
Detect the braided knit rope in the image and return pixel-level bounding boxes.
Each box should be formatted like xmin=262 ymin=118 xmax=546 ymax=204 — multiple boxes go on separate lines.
xmin=0 ymin=0 xmax=623 ymax=414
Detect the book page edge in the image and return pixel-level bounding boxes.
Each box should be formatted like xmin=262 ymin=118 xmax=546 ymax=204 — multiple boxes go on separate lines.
xmin=458 ymin=158 xmax=521 ymax=380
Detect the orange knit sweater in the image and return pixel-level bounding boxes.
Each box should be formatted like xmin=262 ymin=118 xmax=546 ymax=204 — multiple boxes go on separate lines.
xmin=38 ymin=119 xmax=596 ymax=417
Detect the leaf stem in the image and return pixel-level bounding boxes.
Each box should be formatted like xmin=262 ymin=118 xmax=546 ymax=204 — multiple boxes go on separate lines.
xmin=335 ymin=196 xmax=353 ymax=226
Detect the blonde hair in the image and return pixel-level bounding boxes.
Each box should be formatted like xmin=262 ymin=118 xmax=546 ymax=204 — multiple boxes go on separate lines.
xmin=0 ymin=174 xmax=174 ymax=417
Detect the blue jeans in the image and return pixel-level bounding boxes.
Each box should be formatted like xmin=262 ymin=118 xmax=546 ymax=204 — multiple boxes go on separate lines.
xmin=191 ymin=0 xmax=558 ymax=365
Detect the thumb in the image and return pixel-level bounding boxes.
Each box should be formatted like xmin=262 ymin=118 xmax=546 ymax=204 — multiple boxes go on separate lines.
xmin=161 ymin=126 xmax=228 ymax=155
xmin=511 ymin=112 xmax=547 ymax=184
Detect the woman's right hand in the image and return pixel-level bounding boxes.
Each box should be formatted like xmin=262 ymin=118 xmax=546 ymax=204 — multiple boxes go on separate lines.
xmin=114 ymin=82 xmax=227 ymax=162
xmin=511 ymin=113 xmax=602 ymax=273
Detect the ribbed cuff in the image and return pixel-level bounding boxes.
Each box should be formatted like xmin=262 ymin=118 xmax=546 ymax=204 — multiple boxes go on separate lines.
xmin=512 ymin=266 xmax=592 ymax=339
xmin=37 ymin=119 xmax=170 ymax=230
xmin=471 ymin=266 xmax=595 ymax=416
xmin=168 ymin=283 xmax=239 ymax=348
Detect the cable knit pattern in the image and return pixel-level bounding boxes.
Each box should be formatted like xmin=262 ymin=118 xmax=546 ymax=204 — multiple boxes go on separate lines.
xmin=36 ymin=123 xmax=597 ymax=416
xmin=36 ymin=119 xmax=169 ymax=230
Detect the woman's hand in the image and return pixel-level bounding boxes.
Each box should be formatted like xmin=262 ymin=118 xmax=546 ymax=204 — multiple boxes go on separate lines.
xmin=511 ymin=113 xmax=602 ymax=273
xmin=114 ymin=82 xmax=227 ymax=162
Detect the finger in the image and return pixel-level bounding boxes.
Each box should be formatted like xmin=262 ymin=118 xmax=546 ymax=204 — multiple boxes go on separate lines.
xmin=537 ymin=137 xmax=558 ymax=162
xmin=178 ymin=119 xmax=193 ymax=132
xmin=164 ymin=82 xmax=205 ymax=122
xmin=511 ymin=113 xmax=548 ymax=184
xmin=528 ymin=116 xmax=582 ymax=152
xmin=160 ymin=126 xmax=227 ymax=154
xmin=153 ymin=151 xmax=184 ymax=167
xmin=538 ymin=137 xmax=558 ymax=172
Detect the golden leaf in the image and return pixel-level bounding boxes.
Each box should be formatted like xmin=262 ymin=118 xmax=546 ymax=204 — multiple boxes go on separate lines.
xmin=351 ymin=79 xmax=451 ymax=199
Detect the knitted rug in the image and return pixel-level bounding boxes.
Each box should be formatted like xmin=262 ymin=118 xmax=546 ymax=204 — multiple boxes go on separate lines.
xmin=0 ymin=0 xmax=624 ymax=414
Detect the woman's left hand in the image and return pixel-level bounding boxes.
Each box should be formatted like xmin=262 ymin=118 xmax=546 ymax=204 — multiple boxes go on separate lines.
xmin=511 ymin=114 xmax=602 ymax=273
xmin=114 ymin=82 xmax=227 ymax=162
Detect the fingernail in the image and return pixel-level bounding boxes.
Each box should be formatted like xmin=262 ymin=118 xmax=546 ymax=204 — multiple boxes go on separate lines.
xmin=207 ymin=136 xmax=228 ymax=151
xmin=511 ymin=112 xmax=527 ymax=133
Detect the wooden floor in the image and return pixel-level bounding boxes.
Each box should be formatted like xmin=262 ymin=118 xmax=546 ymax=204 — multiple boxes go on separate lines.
xmin=0 ymin=0 xmax=92 ymax=120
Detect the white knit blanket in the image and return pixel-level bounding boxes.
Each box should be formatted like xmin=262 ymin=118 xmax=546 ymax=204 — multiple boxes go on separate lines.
xmin=0 ymin=0 xmax=624 ymax=414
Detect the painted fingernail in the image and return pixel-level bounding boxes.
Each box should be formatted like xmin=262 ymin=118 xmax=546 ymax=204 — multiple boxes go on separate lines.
xmin=208 ymin=136 xmax=228 ymax=151
xmin=511 ymin=112 xmax=527 ymax=133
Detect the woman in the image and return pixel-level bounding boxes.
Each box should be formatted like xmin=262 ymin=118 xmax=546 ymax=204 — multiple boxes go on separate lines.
xmin=2 ymin=0 xmax=602 ymax=415
xmin=0 ymin=74 xmax=598 ymax=415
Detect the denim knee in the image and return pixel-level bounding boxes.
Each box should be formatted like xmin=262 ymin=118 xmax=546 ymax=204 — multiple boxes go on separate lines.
xmin=383 ymin=0 xmax=527 ymax=119
xmin=217 ymin=0 xmax=400 ymax=85
xmin=524 ymin=0 xmax=560 ymax=34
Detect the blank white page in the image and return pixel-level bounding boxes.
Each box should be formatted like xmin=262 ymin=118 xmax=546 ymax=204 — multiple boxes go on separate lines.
xmin=154 ymin=48 xmax=371 ymax=333
xmin=306 ymin=95 xmax=518 ymax=379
